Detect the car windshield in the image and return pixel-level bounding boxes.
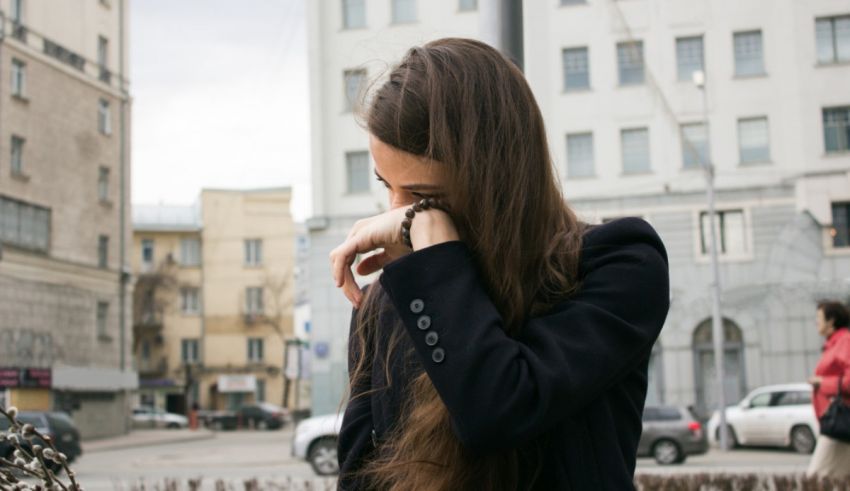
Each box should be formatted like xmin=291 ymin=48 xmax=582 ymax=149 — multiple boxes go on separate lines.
xmin=18 ymin=413 xmax=47 ymax=428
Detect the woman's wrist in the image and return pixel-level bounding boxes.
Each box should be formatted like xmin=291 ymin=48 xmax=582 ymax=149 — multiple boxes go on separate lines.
xmin=409 ymin=209 xmax=459 ymax=250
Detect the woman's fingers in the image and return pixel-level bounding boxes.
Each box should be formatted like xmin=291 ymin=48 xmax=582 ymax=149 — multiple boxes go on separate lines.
xmin=342 ymin=266 xmax=362 ymax=308
xmin=356 ymin=251 xmax=392 ymax=277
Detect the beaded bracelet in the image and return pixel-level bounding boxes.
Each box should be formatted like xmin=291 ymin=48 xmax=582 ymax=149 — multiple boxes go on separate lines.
xmin=401 ymin=198 xmax=440 ymax=249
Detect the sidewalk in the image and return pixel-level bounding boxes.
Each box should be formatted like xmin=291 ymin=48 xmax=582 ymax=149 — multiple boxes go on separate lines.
xmin=83 ymin=428 xmax=215 ymax=453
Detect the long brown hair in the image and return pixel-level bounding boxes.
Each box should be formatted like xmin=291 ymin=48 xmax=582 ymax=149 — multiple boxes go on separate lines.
xmin=347 ymin=38 xmax=586 ymax=490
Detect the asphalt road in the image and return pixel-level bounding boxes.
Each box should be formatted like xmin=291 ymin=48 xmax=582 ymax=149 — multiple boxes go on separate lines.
xmin=59 ymin=429 xmax=812 ymax=490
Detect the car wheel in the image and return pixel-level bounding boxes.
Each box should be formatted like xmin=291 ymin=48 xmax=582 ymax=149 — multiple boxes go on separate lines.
xmin=167 ymin=422 xmax=181 ymax=429
xmin=652 ymin=439 xmax=682 ymax=465
xmin=309 ymin=437 xmax=339 ymax=476
xmin=257 ymin=419 xmax=268 ymax=430
xmin=790 ymin=425 xmax=816 ymax=454
xmin=715 ymin=425 xmax=739 ymax=448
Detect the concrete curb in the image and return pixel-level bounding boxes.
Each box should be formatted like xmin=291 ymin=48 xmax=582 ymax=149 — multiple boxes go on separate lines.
xmin=84 ymin=431 xmax=216 ymax=453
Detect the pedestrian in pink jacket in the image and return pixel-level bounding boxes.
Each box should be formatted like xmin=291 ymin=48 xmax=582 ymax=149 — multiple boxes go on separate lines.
xmin=807 ymin=300 xmax=850 ymax=478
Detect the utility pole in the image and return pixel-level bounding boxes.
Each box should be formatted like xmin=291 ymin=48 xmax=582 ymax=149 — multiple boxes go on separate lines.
xmin=694 ymin=70 xmax=728 ymax=450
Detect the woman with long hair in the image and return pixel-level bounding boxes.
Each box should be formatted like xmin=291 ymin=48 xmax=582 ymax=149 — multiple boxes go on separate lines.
xmin=807 ymin=300 xmax=850 ymax=478
xmin=329 ymin=38 xmax=670 ymax=490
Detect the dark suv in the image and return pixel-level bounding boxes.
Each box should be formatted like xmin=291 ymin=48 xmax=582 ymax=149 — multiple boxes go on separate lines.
xmin=637 ymin=405 xmax=708 ymax=465
xmin=0 ymin=411 xmax=83 ymax=468
xmin=236 ymin=402 xmax=287 ymax=430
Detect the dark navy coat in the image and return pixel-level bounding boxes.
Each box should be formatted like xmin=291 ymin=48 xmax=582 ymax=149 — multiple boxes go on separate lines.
xmin=338 ymin=217 xmax=670 ymax=490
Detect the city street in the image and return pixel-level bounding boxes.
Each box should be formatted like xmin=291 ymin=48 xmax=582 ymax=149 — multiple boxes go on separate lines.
xmin=73 ymin=429 xmax=333 ymax=490
xmin=66 ymin=429 xmax=812 ymax=490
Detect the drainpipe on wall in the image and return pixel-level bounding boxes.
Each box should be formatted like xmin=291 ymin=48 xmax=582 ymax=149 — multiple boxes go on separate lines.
xmin=118 ymin=0 xmax=131 ymax=433
xmin=118 ymin=0 xmax=129 ymax=372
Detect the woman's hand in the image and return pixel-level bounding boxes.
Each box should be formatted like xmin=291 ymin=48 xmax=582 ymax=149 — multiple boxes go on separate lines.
xmin=330 ymin=206 xmax=459 ymax=308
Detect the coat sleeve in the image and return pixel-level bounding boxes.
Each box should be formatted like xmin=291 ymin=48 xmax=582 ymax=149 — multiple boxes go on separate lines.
xmin=820 ymin=334 xmax=850 ymax=398
xmin=379 ymin=218 xmax=670 ymax=453
xmin=337 ymin=306 xmax=376 ymax=489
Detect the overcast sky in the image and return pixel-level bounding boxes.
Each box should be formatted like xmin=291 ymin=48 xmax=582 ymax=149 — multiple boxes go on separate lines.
xmin=130 ymin=0 xmax=311 ymax=221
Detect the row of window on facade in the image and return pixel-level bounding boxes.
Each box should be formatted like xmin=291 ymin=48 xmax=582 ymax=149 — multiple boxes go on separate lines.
xmin=562 ymin=106 xmax=849 ymax=178
xmin=140 ymin=238 xmax=264 ymax=269
xmin=10 ymin=58 xmax=113 ymax=132
xmin=177 ymin=337 xmax=266 ymax=364
xmin=561 ymin=16 xmax=849 ymax=92
xmin=10 ymin=0 xmax=113 ymax=82
xmin=341 ymin=0 xmax=477 ymax=29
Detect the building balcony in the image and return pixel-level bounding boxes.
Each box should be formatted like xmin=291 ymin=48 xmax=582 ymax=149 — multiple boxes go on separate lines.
xmin=138 ymin=358 xmax=168 ymax=377
xmin=134 ymin=308 xmax=164 ymax=330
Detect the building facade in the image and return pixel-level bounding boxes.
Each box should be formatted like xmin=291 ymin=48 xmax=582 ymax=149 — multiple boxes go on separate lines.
xmin=0 ymin=0 xmax=135 ymax=439
xmin=132 ymin=188 xmax=297 ymax=413
xmin=307 ymin=0 xmax=850 ymax=417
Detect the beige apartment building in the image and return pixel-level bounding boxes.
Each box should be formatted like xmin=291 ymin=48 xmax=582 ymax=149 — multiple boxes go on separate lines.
xmin=0 ymin=0 xmax=135 ymax=439
xmin=132 ymin=188 xmax=296 ymax=413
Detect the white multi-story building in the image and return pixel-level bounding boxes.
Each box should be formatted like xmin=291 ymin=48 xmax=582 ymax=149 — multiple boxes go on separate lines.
xmin=307 ymin=0 xmax=850 ymax=417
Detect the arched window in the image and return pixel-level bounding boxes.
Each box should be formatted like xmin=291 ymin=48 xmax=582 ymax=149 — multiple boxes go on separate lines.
xmin=692 ymin=318 xmax=746 ymax=418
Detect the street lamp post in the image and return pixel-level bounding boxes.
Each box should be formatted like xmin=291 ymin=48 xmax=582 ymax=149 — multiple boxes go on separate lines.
xmin=693 ymin=70 xmax=729 ymax=451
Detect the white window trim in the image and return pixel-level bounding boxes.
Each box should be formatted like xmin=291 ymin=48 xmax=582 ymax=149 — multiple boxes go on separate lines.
xmin=247 ymin=338 xmax=264 ymax=363
xmin=245 ymin=287 xmax=264 ymax=315
xmin=691 ymin=207 xmax=755 ymax=263
xmin=98 ymin=99 xmax=112 ymax=135
xmin=11 ymin=59 xmax=26 ymax=98
xmin=736 ymin=116 xmax=771 ymax=165
xmin=181 ymin=287 xmax=201 ymax=315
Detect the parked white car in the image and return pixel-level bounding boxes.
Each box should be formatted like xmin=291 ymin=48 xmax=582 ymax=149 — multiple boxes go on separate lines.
xmin=132 ymin=406 xmax=189 ymax=429
xmin=706 ymin=383 xmax=818 ymax=454
xmin=291 ymin=413 xmax=343 ymax=476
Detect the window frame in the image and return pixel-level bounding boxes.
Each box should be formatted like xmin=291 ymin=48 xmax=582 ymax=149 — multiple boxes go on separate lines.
xmin=566 ymin=132 xmax=595 ymax=179
xmin=680 ymin=122 xmax=710 ymax=169
xmin=341 ymin=0 xmax=366 ymax=29
xmin=815 ymin=15 xmax=850 ymax=65
xmin=737 ymin=116 xmax=771 ymax=164
xmin=345 ymin=150 xmax=371 ymax=194
xmin=11 ymin=58 xmax=26 ymax=98
xmin=245 ymin=286 xmax=265 ymax=315
xmin=10 ymin=135 xmax=25 ymax=175
xmin=98 ymin=99 xmax=112 ymax=135
xmin=247 ymin=337 xmax=264 ymax=363
xmin=823 ymin=106 xmax=850 ymax=154
xmin=181 ymin=338 xmax=199 ymax=364
xmin=675 ymin=35 xmax=705 ymax=83
xmin=616 ymin=40 xmax=645 ymax=86
xmin=830 ymin=201 xmax=850 ymax=249
xmin=180 ymin=237 xmax=201 ymax=267
xmin=693 ymin=207 xmax=754 ymax=262
xmin=244 ymin=238 xmax=263 ymax=267
xmin=343 ymin=68 xmax=366 ymax=112
xmin=733 ymin=30 xmax=765 ymax=77
xmin=180 ymin=286 xmax=201 ymax=315
xmin=98 ymin=234 xmax=109 ymax=268
xmin=562 ymin=46 xmax=590 ymax=92
xmin=620 ymin=127 xmax=651 ymax=175
xmin=391 ymin=0 xmax=417 ymax=24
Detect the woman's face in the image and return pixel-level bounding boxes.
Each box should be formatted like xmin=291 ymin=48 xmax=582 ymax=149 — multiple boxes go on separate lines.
xmin=369 ymin=134 xmax=445 ymax=210
xmin=816 ymin=308 xmax=835 ymax=337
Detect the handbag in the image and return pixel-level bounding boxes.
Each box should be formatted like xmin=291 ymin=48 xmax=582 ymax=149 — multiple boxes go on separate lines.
xmin=819 ymin=375 xmax=850 ymax=443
